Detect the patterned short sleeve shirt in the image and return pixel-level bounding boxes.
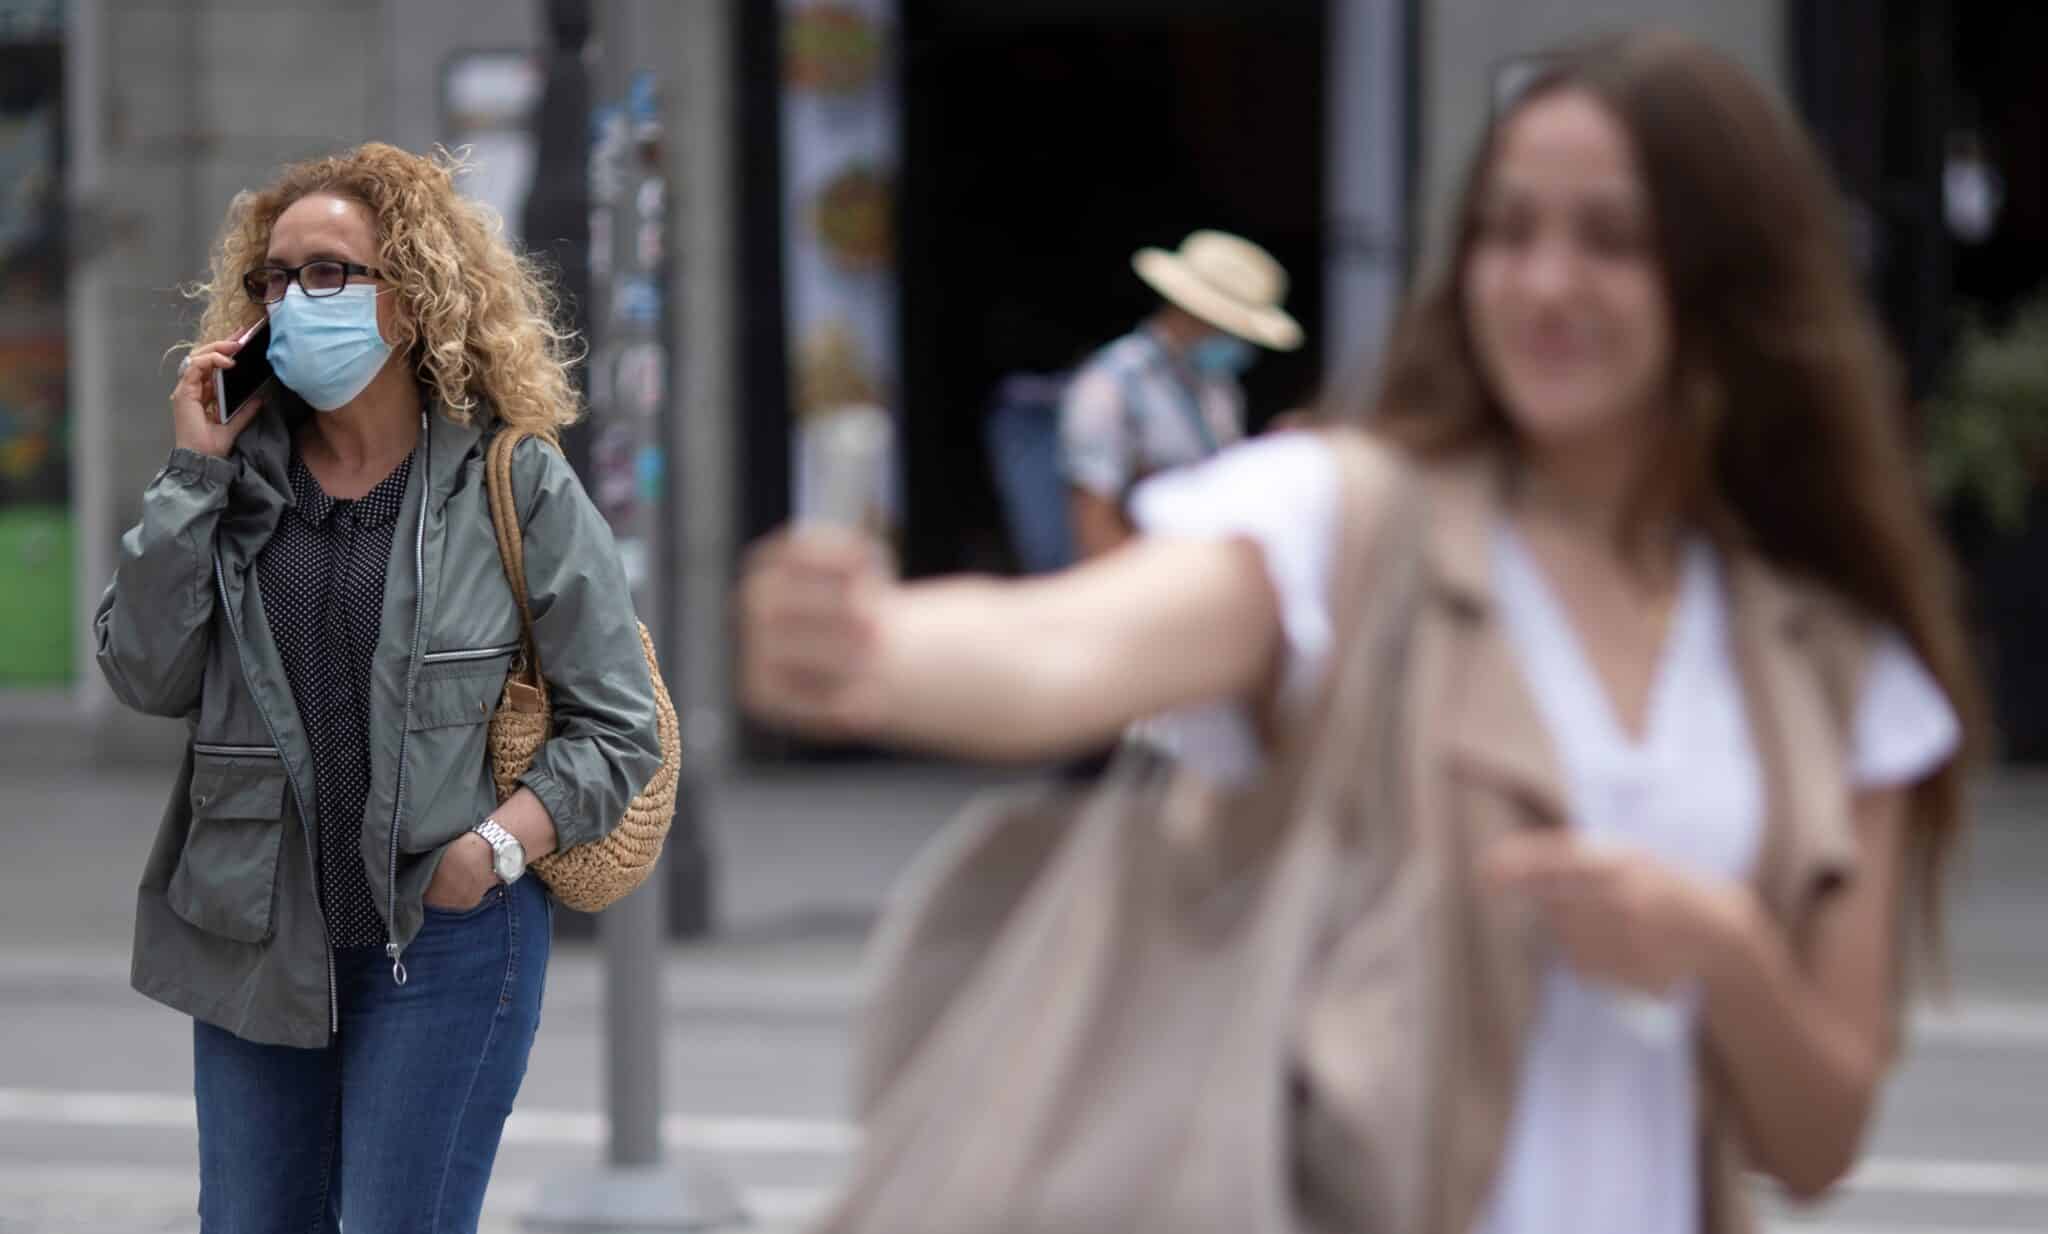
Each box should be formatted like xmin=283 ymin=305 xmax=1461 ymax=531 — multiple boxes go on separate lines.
xmin=257 ymin=450 xmax=415 ymax=949
xmin=1058 ymin=325 xmax=1246 ymax=502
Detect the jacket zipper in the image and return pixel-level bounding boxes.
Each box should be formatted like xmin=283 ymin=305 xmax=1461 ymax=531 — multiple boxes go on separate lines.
xmin=213 ymin=554 xmax=339 ymax=1036
xmin=420 ymin=641 xmax=522 ymax=665
xmin=385 ymin=410 xmax=430 ymax=987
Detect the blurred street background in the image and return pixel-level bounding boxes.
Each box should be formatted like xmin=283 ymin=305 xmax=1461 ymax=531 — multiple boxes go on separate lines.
xmin=0 ymin=0 xmax=2042 ymax=1230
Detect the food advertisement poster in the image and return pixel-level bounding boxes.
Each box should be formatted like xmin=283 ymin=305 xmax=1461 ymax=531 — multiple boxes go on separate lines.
xmin=779 ymin=0 xmax=901 ymax=536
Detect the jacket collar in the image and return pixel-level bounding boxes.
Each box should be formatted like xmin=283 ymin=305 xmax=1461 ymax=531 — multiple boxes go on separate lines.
xmin=224 ymin=388 xmax=490 ymax=527
xmin=1417 ymin=446 xmax=1500 ymax=617
xmin=1419 ymin=448 xmax=1570 ymax=827
xmin=426 ymin=410 xmax=486 ymax=512
xmin=1723 ymin=547 xmax=1865 ymax=919
xmin=1414 ymin=440 xmax=1860 ymax=914
xmin=216 ymin=399 xmax=297 ymax=564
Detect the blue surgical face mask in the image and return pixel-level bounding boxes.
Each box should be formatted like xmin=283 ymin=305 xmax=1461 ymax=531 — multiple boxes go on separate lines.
xmin=1187 ymin=334 xmax=1256 ymax=378
xmin=266 ymin=283 xmax=394 ymax=411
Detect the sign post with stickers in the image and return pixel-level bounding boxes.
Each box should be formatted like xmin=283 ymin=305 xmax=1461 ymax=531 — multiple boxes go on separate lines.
xmin=524 ymin=2 xmax=742 ymax=1229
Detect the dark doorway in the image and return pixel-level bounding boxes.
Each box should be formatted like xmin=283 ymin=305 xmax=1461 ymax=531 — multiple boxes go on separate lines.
xmin=1946 ymin=1 xmax=2048 ymax=761
xmin=1948 ymin=1 xmax=2048 ymax=318
xmin=1789 ymin=0 xmax=1950 ymax=397
xmin=1790 ymin=0 xmax=2048 ymax=386
xmin=897 ymin=1 xmax=1327 ymax=578
xmin=1791 ymin=0 xmax=2048 ymax=760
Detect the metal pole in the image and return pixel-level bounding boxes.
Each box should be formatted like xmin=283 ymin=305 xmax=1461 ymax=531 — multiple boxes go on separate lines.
xmin=1323 ymin=0 xmax=1411 ymax=399
xmin=595 ymin=1 xmax=667 ymax=1167
xmin=64 ymin=0 xmax=114 ymax=723
xmin=524 ymin=0 xmax=746 ymax=1226
xmin=672 ymin=0 xmax=740 ymax=783
xmin=604 ymin=866 xmax=668 ymax=1168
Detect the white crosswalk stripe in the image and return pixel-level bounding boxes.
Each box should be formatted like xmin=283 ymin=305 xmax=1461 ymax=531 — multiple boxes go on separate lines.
xmin=1 ymin=1085 xmax=2042 ymax=1209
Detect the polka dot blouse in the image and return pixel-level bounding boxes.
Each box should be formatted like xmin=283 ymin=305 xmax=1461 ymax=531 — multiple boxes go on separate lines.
xmin=257 ymin=450 xmax=415 ymax=950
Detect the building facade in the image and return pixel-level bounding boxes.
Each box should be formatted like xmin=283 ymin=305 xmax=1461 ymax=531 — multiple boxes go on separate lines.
xmin=15 ymin=0 xmax=2044 ymax=760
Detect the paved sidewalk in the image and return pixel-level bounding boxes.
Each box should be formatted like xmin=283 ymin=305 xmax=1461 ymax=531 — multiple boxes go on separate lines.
xmin=3 ymin=750 xmax=999 ymax=1234
xmin=3 ymin=751 xmax=2042 ymax=1233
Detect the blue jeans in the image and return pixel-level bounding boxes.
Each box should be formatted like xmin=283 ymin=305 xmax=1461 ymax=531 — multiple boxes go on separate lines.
xmin=193 ymin=874 xmax=550 ymax=1233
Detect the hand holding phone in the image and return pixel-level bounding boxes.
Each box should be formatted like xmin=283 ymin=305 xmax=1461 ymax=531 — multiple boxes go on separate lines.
xmin=169 ymin=323 xmax=269 ymax=459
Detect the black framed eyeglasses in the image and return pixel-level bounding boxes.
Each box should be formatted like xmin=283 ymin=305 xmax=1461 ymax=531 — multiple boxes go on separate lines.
xmin=242 ymin=260 xmax=384 ymax=304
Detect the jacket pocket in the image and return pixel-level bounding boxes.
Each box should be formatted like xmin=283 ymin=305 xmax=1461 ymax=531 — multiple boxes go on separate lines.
xmin=167 ymin=749 xmax=289 ymax=943
xmin=413 ymin=662 xmax=509 ymax=731
xmin=402 ymin=669 xmax=507 ymax=852
xmin=415 ymin=645 xmax=518 ymax=730
xmin=420 ymin=641 xmax=523 ymax=670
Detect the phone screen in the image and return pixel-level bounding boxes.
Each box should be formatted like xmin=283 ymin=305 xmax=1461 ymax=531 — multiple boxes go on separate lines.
xmin=215 ymin=318 xmax=276 ymax=424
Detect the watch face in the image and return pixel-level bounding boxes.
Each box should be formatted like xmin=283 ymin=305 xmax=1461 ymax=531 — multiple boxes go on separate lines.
xmin=494 ymin=846 xmax=524 ymax=882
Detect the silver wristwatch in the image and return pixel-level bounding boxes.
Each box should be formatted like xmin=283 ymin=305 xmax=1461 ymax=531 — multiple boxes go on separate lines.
xmin=472 ymin=817 xmax=527 ymax=885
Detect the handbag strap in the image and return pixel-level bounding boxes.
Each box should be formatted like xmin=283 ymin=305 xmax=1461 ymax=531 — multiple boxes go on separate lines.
xmin=1266 ymin=430 xmax=1422 ymax=756
xmin=484 ymin=427 xmax=542 ymax=676
xmin=1183 ymin=428 xmax=1425 ymax=877
xmin=1267 ymin=429 xmax=1429 ymax=833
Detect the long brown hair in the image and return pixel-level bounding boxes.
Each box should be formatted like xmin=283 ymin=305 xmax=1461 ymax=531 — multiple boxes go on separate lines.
xmin=1364 ymin=31 xmax=1985 ymax=943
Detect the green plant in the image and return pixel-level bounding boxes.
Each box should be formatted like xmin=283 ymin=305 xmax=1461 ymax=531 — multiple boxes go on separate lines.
xmin=1925 ymin=297 xmax=2048 ymax=535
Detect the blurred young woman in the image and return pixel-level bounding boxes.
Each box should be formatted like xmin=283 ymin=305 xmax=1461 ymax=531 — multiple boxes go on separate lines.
xmin=739 ymin=32 xmax=1982 ymax=1234
xmin=97 ymin=144 xmax=659 ymax=1230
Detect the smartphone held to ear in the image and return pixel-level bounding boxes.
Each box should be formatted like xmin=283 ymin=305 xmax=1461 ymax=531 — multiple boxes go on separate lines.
xmin=215 ymin=319 xmax=277 ymax=424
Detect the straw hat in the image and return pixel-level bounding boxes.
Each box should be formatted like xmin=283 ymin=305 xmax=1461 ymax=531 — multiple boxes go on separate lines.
xmin=1132 ymin=230 xmax=1303 ymax=352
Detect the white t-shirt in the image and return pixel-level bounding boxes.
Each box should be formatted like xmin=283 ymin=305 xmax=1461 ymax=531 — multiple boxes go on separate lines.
xmin=1130 ymin=434 xmax=1962 ymax=1234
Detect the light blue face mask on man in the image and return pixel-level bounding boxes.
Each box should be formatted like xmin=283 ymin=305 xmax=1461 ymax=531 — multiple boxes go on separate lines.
xmin=266 ymin=283 xmax=393 ymax=411
xmin=1187 ymin=333 xmax=1257 ymax=378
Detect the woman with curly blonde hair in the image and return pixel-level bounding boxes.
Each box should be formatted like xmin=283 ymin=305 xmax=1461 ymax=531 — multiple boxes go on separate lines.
xmin=96 ymin=142 xmax=660 ymax=1230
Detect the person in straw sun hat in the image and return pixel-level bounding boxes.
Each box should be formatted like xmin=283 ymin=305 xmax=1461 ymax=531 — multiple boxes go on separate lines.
xmin=1060 ymin=229 xmax=1302 ymax=562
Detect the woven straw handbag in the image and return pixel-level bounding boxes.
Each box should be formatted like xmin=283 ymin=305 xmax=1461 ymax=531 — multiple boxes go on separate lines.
xmin=482 ymin=427 xmax=683 ymax=912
